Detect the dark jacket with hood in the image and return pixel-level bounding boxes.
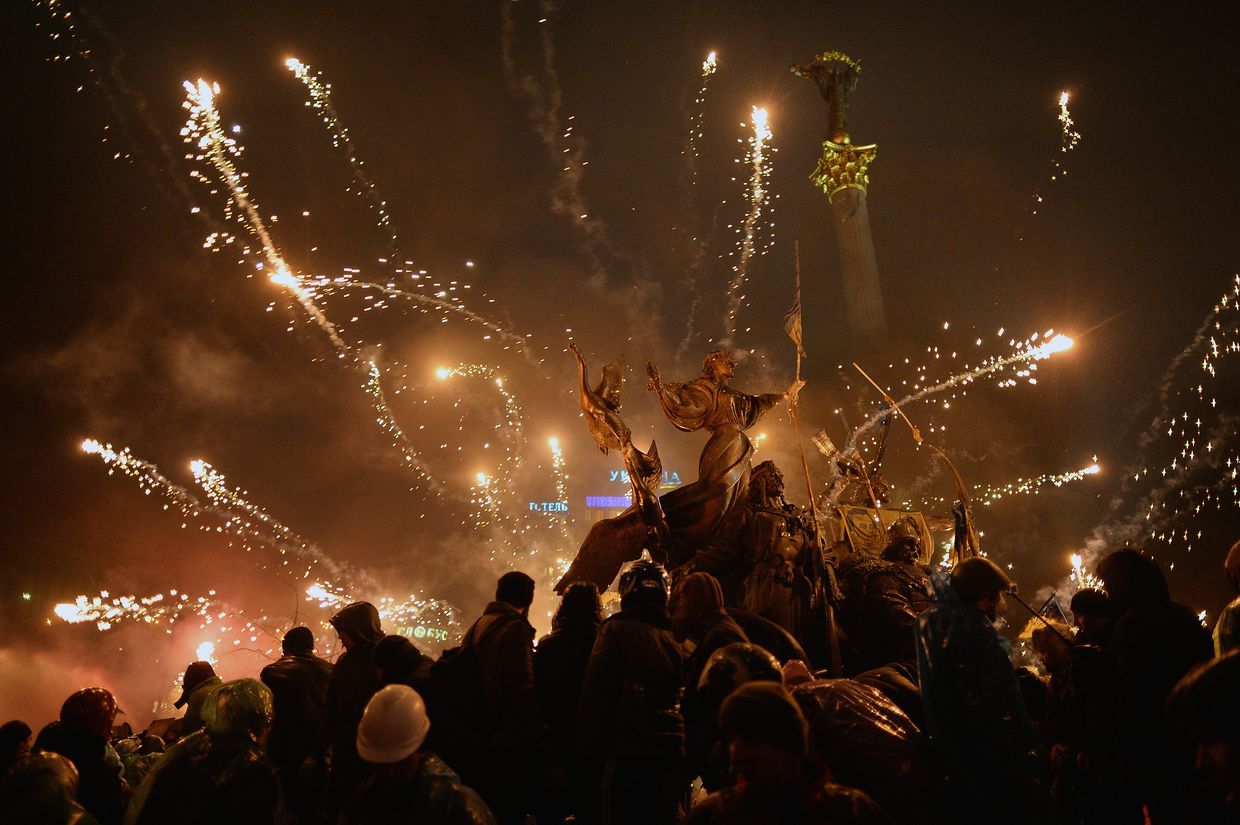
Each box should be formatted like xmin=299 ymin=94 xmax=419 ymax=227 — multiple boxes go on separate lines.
xmin=259 ymin=650 xmax=333 ymax=769
xmin=579 ymin=600 xmax=686 ymax=760
xmin=534 ymin=615 xmax=599 ymax=759
xmin=686 ymin=609 xmax=749 ymax=689
xmin=316 ymin=603 xmax=383 ymax=784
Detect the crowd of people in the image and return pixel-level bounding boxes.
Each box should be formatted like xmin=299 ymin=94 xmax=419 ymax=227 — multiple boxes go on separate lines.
xmin=2 ymin=539 xmax=1238 ymax=825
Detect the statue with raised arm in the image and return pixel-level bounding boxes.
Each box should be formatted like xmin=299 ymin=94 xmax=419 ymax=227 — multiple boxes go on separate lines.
xmin=556 ymin=344 xmax=669 ymax=593
xmin=646 ymin=349 xmax=801 ymax=561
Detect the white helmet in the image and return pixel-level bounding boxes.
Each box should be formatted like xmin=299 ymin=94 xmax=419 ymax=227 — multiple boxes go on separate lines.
xmin=356 ymin=684 xmax=431 ymax=764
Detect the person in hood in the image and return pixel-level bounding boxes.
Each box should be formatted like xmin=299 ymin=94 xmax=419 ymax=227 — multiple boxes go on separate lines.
xmin=1096 ymin=548 xmax=1213 ymax=822
xmin=260 ymin=625 xmax=333 ymax=820
xmin=306 ymin=601 xmax=383 ymax=817
xmin=35 ymin=688 xmax=127 ymax=825
xmin=173 ymin=662 xmax=222 ymax=741
xmin=915 ymin=557 xmax=1048 ymax=824
xmin=534 ymin=582 xmax=602 ymax=825
xmin=579 ymin=556 xmax=686 ymax=825
xmin=126 ymin=678 xmax=283 ymax=825
xmin=670 ymin=572 xmax=747 ymax=793
xmin=340 ymin=685 xmax=495 ymax=825
xmin=685 ymin=682 xmax=891 ymax=825
xmin=459 ymin=571 xmax=549 ymax=825
xmin=1069 ymin=587 xmax=1115 ymax=647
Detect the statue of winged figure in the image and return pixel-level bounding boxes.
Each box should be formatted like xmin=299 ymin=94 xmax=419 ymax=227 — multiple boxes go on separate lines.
xmin=557 ymin=344 xmax=669 ymax=592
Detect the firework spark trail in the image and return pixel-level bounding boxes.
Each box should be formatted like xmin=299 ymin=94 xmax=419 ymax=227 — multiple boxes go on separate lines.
xmin=548 ymin=436 xmax=573 ymax=548
xmin=182 ymin=79 xmax=350 ymax=353
xmin=189 ymin=459 xmax=365 ymax=581
xmin=366 ymin=360 xmax=449 ymax=499
xmin=285 ymin=58 xmax=400 ymax=257
xmin=53 ymin=588 xmax=221 ymax=632
xmin=436 ymin=363 xmax=527 ymax=478
xmin=1079 ymin=274 xmax=1239 ymax=564
xmin=82 ymin=439 xmax=344 ymax=583
xmin=499 ymin=0 xmax=618 ymax=281
xmin=848 ymin=332 xmax=1075 ymax=447
xmin=1025 ymin=90 xmax=1083 ymax=230
xmin=329 ymin=278 xmax=537 ymax=361
xmin=684 ymin=51 xmax=718 ymax=185
xmin=910 ymin=461 xmax=1101 ymax=508
xmin=722 ymin=106 xmax=774 ymax=343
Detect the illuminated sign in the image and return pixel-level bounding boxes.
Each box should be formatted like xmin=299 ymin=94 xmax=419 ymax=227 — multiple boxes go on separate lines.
xmin=398 ymin=625 xmax=450 ymax=642
xmin=586 ymin=495 xmax=631 ymax=508
xmin=528 ymin=501 xmax=569 ymax=512
xmin=609 ymin=469 xmax=683 ymax=488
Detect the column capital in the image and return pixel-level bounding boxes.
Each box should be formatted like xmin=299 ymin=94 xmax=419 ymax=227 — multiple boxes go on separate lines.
xmin=811 ymin=140 xmax=877 ymax=199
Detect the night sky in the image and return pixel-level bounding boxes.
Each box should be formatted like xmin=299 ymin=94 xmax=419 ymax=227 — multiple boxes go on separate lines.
xmin=3 ymin=1 xmax=1237 ymax=724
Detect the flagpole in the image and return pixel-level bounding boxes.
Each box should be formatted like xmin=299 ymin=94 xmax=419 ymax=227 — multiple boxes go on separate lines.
xmin=786 ymin=242 xmax=842 ymax=675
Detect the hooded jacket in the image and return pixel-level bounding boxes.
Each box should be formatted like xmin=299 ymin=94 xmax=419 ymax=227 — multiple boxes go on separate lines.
xmin=315 ymin=604 xmax=383 ymax=781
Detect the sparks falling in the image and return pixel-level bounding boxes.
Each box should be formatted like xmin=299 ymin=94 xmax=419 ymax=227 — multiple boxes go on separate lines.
xmin=723 ymin=105 xmax=775 ymax=341
xmin=684 ymin=50 xmax=719 ymax=184
xmin=285 ymin=57 xmax=399 ymax=256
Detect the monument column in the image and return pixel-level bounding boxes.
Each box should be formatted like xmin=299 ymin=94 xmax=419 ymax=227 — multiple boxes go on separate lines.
xmin=794 ymin=52 xmax=886 ymax=343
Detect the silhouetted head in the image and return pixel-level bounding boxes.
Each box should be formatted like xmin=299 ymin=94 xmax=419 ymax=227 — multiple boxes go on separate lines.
xmin=282 ymin=626 xmax=315 ymax=655
xmin=1096 ymin=548 xmax=1169 ymax=613
xmin=552 ymin=581 xmax=602 ymax=631
xmin=496 ymin=571 xmax=535 ymax=612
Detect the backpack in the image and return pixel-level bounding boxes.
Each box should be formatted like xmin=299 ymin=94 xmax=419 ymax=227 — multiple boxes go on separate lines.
xmin=425 ymin=612 xmax=519 ymax=773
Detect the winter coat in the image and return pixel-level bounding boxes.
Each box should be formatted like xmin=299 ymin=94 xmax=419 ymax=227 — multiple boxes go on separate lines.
xmin=316 ymin=602 xmax=383 ymax=806
xmin=339 ymin=753 xmax=496 ymax=825
xmin=180 ymin=676 xmax=223 ymax=740
xmin=462 ymin=601 xmax=546 ymax=754
xmin=125 ymin=729 xmax=283 ymax=825
xmin=259 ymin=651 xmax=333 ymax=769
xmin=33 ymin=722 xmax=127 ymax=825
xmin=579 ymin=601 xmax=686 ymax=760
xmin=534 ymin=621 xmax=598 ymax=759
xmin=1108 ymin=596 xmax=1212 ymax=818
xmin=915 ymin=574 xmax=1045 ymax=821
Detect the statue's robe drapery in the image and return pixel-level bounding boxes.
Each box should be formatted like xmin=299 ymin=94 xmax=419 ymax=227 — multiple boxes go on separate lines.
xmin=652 ymin=377 xmax=782 ymax=559
xmin=555 ymin=377 xmax=780 ymax=593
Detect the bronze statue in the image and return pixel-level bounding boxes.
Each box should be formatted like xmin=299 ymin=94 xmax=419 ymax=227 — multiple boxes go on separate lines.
xmin=555 ymin=344 xmax=668 ymax=593
xmin=556 ymin=347 xmax=799 ymax=593
xmin=791 ymin=51 xmax=861 ymax=144
xmin=646 ymin=349 xmax=801 ymax=561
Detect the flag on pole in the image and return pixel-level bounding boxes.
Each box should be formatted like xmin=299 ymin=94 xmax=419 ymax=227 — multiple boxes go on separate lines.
xmin=784 ymin=265 xmax=805 ymax=357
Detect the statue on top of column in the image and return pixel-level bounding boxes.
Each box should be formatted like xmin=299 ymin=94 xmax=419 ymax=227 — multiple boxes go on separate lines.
xmin=792 ymin=51 xmax=861 ymax=144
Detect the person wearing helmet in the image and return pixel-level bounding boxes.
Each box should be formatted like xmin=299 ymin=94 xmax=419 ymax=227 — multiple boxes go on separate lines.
xmin=259 ymin=625 xmax=333 ymax=819
xmin=340 ymin=685 xmax=496 ymax=825
xmin=685 ymin=682 xmax=891 ymax=824
xmin=579 ymin=555 xmax=687 ymax=825
xmin=306 ymin=601 xmax=384 ymax=818
xmin=915 ymin=557 xmax=1048 ymax=824
xmin=34 ymin=687 xmax=126 ymax=825
xmin=126 ymin=678 xmax=283 ymax=825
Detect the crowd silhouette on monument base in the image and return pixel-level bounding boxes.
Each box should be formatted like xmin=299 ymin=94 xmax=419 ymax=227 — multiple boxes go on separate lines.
xmin=2 ymin=526 xmax=1238 ymax=824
